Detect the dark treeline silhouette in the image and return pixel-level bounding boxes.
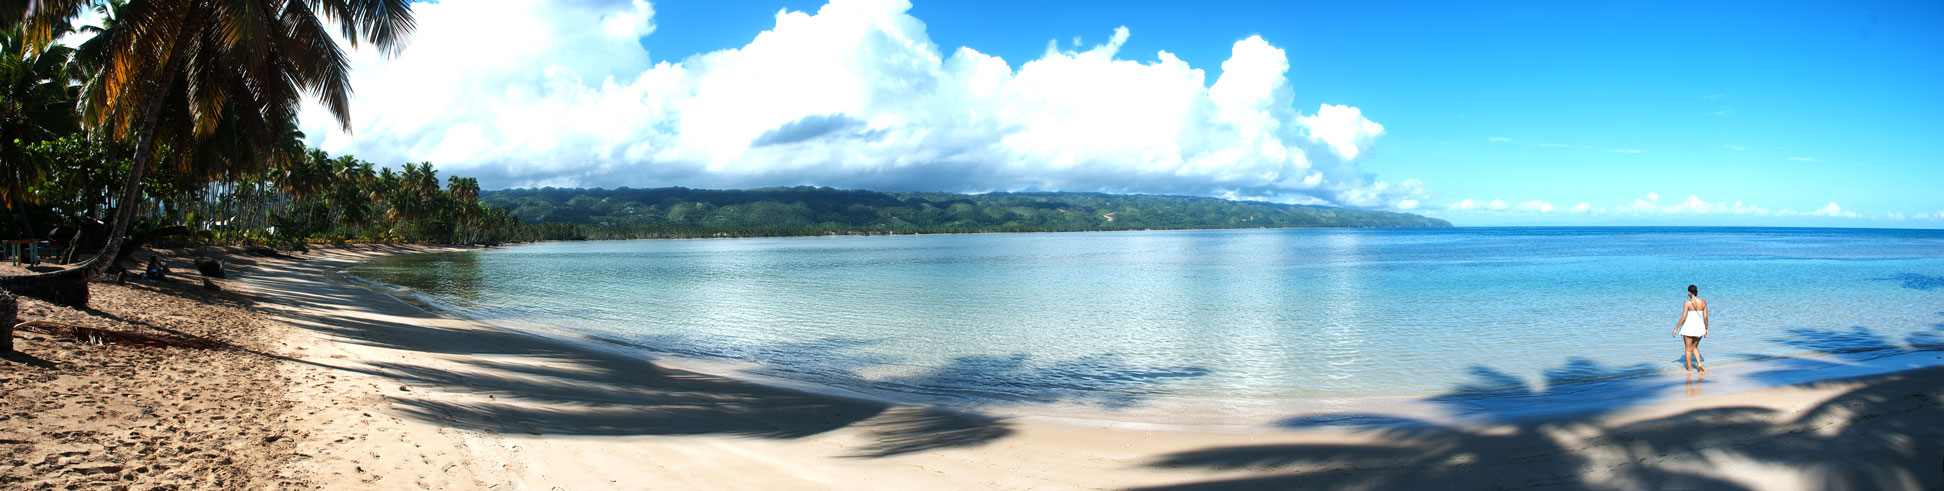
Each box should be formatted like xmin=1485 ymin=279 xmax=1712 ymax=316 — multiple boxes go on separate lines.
xmin=484 ymin=186 xmax=1452 ymax=240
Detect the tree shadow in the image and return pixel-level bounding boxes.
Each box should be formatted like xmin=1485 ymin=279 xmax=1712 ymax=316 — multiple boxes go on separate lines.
xmin=0 ymin=350 xmax=58 ymax=369
xmin=235 ymin=254 xmax=1211 ymax=459
xmin=1410 ymin=357 xmax=1662 ymax=425
xmin=344 ymin=330 xmax=1199 ymax=451
xmin=868 ymin=352 xmax=1211 ymax=410
xmin=1138 ymin=324 xmax=1944 ymax=490
xmin=1736 ymin=321 xmax=1944 ymax=387
xmin=840 ymin=407 xmax=1014 ymax=458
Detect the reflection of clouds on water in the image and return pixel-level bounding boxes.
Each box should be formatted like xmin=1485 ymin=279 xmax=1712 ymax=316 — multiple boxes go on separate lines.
xmin=1318 ymin=232 xmax=1365 ymax=382
xmin=1200 ymin=231 xmax=1294 ymax=394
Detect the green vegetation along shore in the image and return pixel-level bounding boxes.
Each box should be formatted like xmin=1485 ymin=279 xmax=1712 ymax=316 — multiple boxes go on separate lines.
xmin=485 ymin=186 xmax=1452 ymax=240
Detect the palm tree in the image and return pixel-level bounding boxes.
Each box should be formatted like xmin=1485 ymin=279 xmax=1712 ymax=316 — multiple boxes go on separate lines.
xmin=1 ymin=0 xmax=415 ymax=298
xmin=329 ymin=155 xmax=374 ymax=236
xmin=0 ymin=25 xmax=81 ymax=239
xmin=281 ymin=149 xmax=333 ymax=203
xmin=447 ymin=175 xmax=478 ymax=242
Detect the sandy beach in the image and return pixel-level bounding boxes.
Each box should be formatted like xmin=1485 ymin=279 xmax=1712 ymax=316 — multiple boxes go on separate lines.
xmin=3 ymin=245 xmax=1940 ymax=489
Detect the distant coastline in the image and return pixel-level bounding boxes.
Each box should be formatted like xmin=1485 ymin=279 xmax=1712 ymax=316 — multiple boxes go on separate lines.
xmin=481 ymin=186 xmax=1451 ymax=240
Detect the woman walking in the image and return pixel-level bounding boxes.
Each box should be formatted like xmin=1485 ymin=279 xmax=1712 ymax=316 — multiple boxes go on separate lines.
xmin=1672 ymin=284 xmax=1709 ymax=372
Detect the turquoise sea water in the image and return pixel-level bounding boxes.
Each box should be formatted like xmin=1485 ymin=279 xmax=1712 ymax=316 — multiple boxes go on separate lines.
xmin=346 ymin=227 xmax=1944 ymax=418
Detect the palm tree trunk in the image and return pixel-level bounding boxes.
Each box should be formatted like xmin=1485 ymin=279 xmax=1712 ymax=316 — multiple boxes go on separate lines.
xmin=1 ymin=288 xmax=16 ymax=353
xmin=83 ymin=40 xmax=189 ymax=281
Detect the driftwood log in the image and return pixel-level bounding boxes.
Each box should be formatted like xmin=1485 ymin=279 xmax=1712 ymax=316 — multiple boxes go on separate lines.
xmin=0 ymin=256 xmax=94 ymax=307
xmin=13 ymin=320 xmax=225 ymax=349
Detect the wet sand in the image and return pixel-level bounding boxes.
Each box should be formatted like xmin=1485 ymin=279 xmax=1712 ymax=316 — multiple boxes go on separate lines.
xmin=5 ymin=245 xmax=1942 ymax=489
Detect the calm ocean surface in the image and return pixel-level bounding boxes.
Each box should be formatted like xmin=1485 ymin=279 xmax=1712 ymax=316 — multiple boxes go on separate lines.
xmin=346 ymin=227 xmax=1944 ymax=417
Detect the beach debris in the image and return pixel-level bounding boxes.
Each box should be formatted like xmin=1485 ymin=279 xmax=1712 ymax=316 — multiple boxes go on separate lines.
xmin=195 ymin=258 xmax=226 ymax=278
xmin=13 ymin=320 xmax=228 ymax=350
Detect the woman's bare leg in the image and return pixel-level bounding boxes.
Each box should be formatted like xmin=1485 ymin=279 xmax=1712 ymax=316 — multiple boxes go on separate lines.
xmin=1693 ymin=337 xmax=1705 ymax=372
xmin=1682 ymin=337 xmax=1695 ymax=371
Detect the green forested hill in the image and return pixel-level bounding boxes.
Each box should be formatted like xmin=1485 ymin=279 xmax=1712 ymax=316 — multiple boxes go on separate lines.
xmin=481 ymin=186 xmax=1451 ymax=239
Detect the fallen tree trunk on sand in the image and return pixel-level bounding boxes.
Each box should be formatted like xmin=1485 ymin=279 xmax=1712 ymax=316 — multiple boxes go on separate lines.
xmin=0 ymin=225 xmax=191 ymax=308
xmin=14 ymin=320 xmax=226 ymax=349
xmin=0 ymin=256 xmax=95 ymax=307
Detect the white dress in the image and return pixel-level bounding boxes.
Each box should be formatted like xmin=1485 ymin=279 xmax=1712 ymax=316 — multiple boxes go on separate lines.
xmin=1678 ymin=310 xmax=1707 ymax=338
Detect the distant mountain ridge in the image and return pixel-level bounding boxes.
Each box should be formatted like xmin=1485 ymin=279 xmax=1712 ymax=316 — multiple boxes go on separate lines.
xmin=481 ymin=186 xmax=1450 ymax=239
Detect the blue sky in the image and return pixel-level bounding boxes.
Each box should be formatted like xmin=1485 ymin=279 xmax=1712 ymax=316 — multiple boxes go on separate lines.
xmin=293 ymin=0 xmax=1944 ymax=227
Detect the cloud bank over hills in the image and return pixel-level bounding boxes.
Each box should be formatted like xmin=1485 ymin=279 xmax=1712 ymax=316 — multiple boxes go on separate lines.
xmin=299 ymin=0 xmax=1424 ymax=209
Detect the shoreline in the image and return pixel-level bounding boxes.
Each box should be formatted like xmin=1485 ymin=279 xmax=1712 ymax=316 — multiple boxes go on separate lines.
xmin=332 ymin=244 xmax=1944 ymax=430
xmin=395 ymin=225 xmax=1944 ymax=250
xmin=230 ymin=244 xmax=1944 ymax=489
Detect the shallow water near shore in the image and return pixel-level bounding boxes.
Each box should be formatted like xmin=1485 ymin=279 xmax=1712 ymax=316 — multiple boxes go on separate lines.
xmin=344 ymin=227 xmax=1944 ymax=422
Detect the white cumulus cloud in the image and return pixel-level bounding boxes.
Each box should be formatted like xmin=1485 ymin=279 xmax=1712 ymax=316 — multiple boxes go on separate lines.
xmin=1514 ymin=200 xmax=1557 ymax=212
xmin=1659 ymin=195 xmax=1772 ymax=215
xmin=1615 ymin=192 xmax=1660 ymax=212
xmin=1449 ymin=198 xmax=1510 ymax=211
xmin=1431 ymin=191 xmax=1885 ymax=224
xmin=1808 ymin=202 xmax=1857 ymax=218
xmin=297 ymin=0 xmax=1425 ymax=208
xmin=1443 ymin=193 xmax=1795 ymax=218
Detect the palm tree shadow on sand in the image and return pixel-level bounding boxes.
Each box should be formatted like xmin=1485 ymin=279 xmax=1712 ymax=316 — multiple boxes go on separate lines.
xmin=314 ymin=328 xmax=1206 ymax=458
xmin=252 ymin=262 xmax=1219 ymax=459
xmin=1134 ymin=322 xmax=1944 ymax=490
xmin=231 ymin=255 xmax=1214 ymax=459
